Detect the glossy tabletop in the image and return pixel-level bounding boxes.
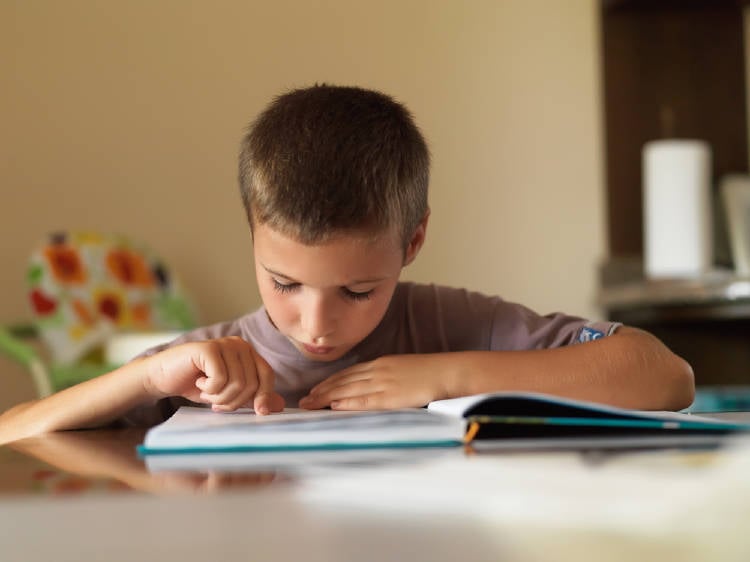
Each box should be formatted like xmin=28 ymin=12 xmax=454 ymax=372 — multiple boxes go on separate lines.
xmin=2 ymin=418 xmax=750 ymax=562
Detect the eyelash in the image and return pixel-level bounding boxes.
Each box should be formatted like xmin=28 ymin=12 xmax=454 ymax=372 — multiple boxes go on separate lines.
xmin=271 ymin=280 xmax=373 ymax=301
xmin=342 ymin=288 xmax=373 ymax=302
xmin=272 ymin=280 xmax=299 ymax=294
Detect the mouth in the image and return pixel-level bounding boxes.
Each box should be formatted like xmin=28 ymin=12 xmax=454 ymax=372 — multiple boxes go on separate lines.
xmin=302 ymin=343 xmax=335 ymax=355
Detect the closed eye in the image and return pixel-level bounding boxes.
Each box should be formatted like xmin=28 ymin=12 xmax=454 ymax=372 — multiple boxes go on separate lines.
xmin=272 ymin=279 xmax=300 ymax=294
xmin=272 ymin=278 xmax=372 ymax=301
xmin=341 ymin=287 xmax=373 ymax=301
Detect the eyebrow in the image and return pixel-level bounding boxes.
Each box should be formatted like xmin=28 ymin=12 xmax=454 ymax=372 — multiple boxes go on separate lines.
xmin=261 ymin=264 xmax=388 ymax=285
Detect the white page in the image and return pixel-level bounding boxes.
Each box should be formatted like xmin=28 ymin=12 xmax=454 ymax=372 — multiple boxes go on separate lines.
xmin=142 ymin=406 xmax=467 ymax=450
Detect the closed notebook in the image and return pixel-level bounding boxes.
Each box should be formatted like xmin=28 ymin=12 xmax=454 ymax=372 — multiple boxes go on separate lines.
xmin=138 ymin=392 xmax=750 ymax=455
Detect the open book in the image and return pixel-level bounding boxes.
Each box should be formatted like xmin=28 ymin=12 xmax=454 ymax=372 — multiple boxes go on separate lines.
xmin=428 ymin=392 xmax=750 ymax=446
xmin=138 ymin=407 xmax=466 ymax=455
xmin=137 ymin=392 xmax=750 ymax=456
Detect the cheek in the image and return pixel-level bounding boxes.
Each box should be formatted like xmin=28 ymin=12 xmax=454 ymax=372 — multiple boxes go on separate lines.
xmin=350 ymin=295 xmax=392 ymax=333
xmin=259 ymin=288 xmax=296 ymax=326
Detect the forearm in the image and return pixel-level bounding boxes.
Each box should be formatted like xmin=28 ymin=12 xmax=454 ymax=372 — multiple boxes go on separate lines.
xmin=444 ymin=327 xmax=694 ymax=411
xmin=0 ymin=359 xmax=156 ymax=444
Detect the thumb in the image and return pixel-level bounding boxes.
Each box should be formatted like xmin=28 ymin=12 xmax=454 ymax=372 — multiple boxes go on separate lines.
xmin=251 ymin=348 xmax=285 ymax=415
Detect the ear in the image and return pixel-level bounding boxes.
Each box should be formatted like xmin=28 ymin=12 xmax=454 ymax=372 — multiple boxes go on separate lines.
xmin=403 ymin=210 xmax=430 ymax=266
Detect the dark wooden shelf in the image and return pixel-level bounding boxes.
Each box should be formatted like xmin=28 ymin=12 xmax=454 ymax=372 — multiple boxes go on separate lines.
xmin=601 ymin=275 xmax=750 ymax=385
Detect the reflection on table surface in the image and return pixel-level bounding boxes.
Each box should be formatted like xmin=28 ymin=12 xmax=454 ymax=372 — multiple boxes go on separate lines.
xmin=3 ymin=424 xmax=750 ymax=498
xmin=2 ymin=428 xmax=750 ymax=562
xmin=2 ymin=427 xmax=466 ymax=496
xmin=2 ymin=428 xmax=289 ymax=496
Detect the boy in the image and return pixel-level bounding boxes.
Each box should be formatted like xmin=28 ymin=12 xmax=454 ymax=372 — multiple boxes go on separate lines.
xmin=0 ymin=85 xmax=694 ymax=443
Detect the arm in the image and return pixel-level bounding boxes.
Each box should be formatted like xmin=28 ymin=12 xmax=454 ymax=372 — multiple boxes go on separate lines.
xmin=299 ymin=327 xmax=695 ymax=412
xmin=0 ymin=337 xmax=284 ymax=445
xmin=0 ymin=360 xmax=159 ymax=444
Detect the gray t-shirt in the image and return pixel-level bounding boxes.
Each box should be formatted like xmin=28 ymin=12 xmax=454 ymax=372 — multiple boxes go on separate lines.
xmin=122 ymin=282 xmax=620 ymax=426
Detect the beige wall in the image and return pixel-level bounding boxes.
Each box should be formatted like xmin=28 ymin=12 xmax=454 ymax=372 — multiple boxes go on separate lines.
xmin=746 ymin=8 xmax=750 ymax=167
xmin=0 ymin=1 xmax=605 ymax=407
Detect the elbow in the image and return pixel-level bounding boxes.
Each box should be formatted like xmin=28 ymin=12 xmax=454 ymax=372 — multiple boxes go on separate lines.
xmin=663 ymin=354 xmax=695 ymax=411
xmin=620 ymin=327 xmax=695 ymax=411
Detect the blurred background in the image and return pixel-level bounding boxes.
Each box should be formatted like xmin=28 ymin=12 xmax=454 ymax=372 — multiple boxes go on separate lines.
xmin=2 ymin=0 xmax=749 ymax=411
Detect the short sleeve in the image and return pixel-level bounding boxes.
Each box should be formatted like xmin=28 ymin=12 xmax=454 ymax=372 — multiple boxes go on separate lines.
xmin=398 ymin=283 xmax=620 ymax=353
xmin=489 ymin=299 xmax=621 ymax=350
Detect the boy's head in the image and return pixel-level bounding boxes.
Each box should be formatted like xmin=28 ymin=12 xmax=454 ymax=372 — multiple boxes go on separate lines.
xmin=240 ymin=85 xmax=431 ymax=362
xmin=238 ymin=84 xmax=430 ymax=249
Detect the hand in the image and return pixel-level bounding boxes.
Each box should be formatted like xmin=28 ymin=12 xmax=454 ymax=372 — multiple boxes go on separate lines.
xmin=143 ymin=336 xmax=285 ymax=414
xmin=298 ymin=354 xmax=453 ymax=410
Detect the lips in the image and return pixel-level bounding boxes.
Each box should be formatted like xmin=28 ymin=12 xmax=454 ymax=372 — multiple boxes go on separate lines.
xmin=302 ymin=343 xmax=335 ymax=355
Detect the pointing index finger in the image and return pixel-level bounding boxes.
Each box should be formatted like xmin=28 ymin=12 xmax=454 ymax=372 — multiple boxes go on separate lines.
xmin=251 ymin=348 xmax=284 ymax=415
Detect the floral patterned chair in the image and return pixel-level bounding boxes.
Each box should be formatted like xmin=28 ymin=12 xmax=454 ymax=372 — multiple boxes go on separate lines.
xmin=0 ymin=232 xmax=197 ymax=397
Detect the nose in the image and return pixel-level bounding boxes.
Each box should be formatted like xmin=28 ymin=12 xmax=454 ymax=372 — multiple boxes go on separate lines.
xmin=301 ymin=293 xmax=337 ymax=342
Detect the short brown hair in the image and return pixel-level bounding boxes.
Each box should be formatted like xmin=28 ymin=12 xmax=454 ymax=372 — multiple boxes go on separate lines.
xmin=238 ymin=85 xmax=430 ymax=247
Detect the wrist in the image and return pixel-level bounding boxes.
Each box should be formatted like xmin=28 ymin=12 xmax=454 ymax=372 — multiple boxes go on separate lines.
xmin=440 ymin=352 xmax=470 ymax=399
xmin=443 ymin=351 xmax=498 ymax=398
xmin=133 ymin=357 xmax=167 ymax=401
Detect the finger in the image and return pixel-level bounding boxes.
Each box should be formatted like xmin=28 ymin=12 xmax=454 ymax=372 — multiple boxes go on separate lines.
xmin=252 ymin=391 xmax=285 ymax=415
xmin=220 ymin=359 xmax=261 ymax=412
xmin=210 ymin=347 xmax=250 ymax=406
xmin=209 ymin=341 xmax=261 ymax=411
xmin=195 ymin=376 xmax=209 ymax=391
xmin=252 ymin=350 xmax=284 ymax=415
xmin=303 ymin=375 xmax=374 ymax=407
xmin=300 ymin=379 xmax=379 ymax=409
xmin=195 ymin=342 xmax=229 ymax=395
xmin=329 ymin=392 xmax=387 ymax=411
xmin=307 ymin=367 xmax=374 ymax=396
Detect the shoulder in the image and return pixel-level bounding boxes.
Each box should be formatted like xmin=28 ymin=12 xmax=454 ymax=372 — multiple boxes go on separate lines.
xmin=390 ymin=282 xmax=503 ymax=350
xmin=394 ymin=282 xmax=620 ymax=350
xmin=132 ymin=308 xmax=265 ymax=359
xmin=173 ymin=309 xmax=266 ymax=343
xmin=395 ymin=282 xmax=506 ymax=328
xmin=395 ymin=281 xmax=502 ymax=311
xmin=488 ymin=301 xmax=621 ymax=349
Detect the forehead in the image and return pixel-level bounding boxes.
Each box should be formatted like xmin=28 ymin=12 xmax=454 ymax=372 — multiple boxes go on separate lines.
xmin=252 ymin=224 xmax=403 ymax=286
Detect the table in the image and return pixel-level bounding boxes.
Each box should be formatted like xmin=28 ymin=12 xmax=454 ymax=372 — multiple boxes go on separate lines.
xmin=1 ymin=421 xmax=750 ymax=562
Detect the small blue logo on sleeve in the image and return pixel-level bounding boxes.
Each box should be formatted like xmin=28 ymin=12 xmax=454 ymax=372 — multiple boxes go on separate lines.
xmin=579 ymin=327 xmax=604 ymax=342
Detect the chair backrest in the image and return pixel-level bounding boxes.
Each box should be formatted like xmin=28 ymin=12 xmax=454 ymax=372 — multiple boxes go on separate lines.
xmin=27 ymin=231 xmax=196 ymax=365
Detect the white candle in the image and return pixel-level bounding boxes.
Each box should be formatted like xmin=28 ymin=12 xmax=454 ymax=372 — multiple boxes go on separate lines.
xmin=642 ymin=139 xmax=712 ymax=279
xmin=721 ymin=174 xmax=750 ymax=276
